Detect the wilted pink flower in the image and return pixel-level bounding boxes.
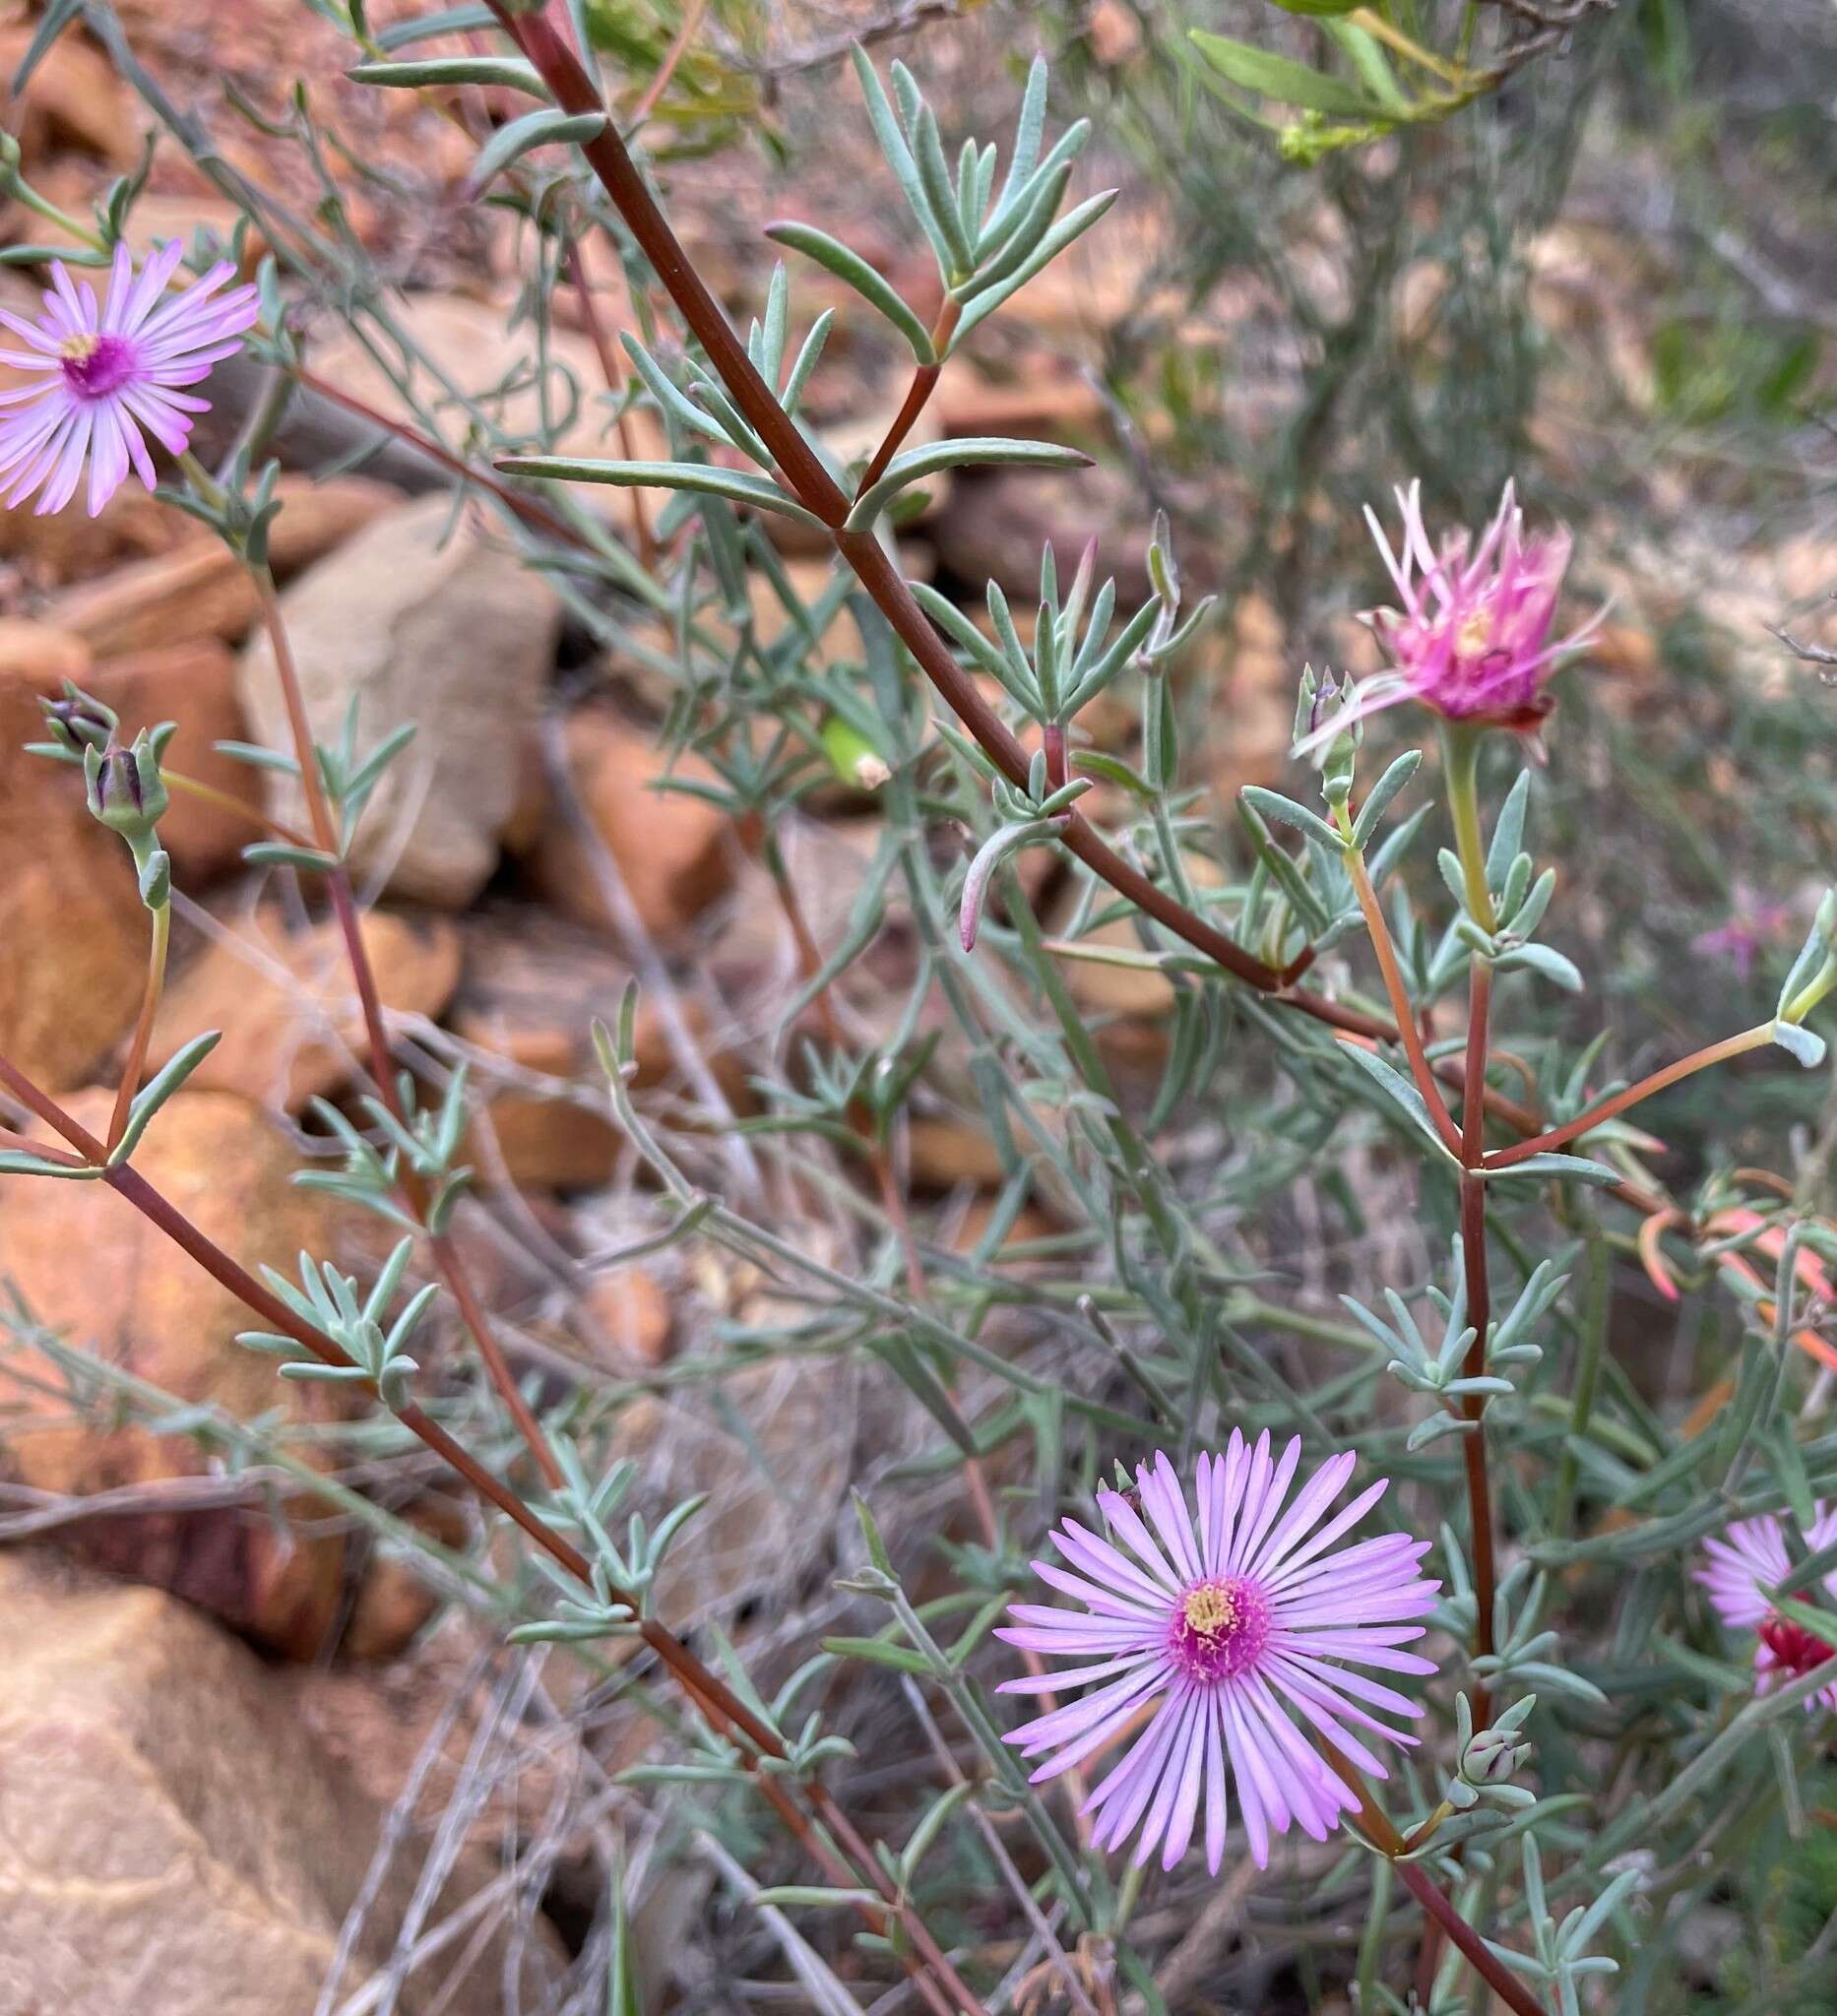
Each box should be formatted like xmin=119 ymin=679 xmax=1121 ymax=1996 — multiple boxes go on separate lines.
xmin=1697 ymin=1507 xmax=1837 ymax=1711
xmin=1297 ymin=480 xmax=1602 ymax=756
xmin=0 ymin=243 xmax=259 ymax=518
xmin=997 ymin=1437 xmax=1438 ymax=1872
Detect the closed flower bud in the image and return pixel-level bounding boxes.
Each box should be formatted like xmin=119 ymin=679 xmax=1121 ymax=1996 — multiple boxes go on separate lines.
xmin=40 ymin=682 xmax=118 ymax=756
xmin=1462 ymin=1722 xmax=1532 ymax=1787
xmin=83 ymin=733 xmax=168 ymax=840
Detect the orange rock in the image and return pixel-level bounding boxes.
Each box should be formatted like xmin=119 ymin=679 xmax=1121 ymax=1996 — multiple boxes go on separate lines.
xmin=148 ymin=904 xmax=462 ymax=1115
xmin=0 ymin=26 xmax=140 ymax=169
xmin=0 ymin=617 xmax=92 ymax=687
xmin=39 ymin=475 xmax=400 ymax=655
xmin=0 ymin=852 xmax=144 ymax=1092
xmin=525 ymin=707 xmax=735 ymax=945
xmin=453 ymin=908 xmax=679 ymax=1192
xmin=0 ymin=1090 xmax=374 ymax=1658
xmin=0 ymin=640 xmax=144 ymax=1091
xmin=581 ymin=1266 xmax=673 ymax=1365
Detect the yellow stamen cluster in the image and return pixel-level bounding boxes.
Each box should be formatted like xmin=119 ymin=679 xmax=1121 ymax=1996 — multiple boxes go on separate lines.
xmin=1181 ymin=1583 xmax=1240 ymax=1640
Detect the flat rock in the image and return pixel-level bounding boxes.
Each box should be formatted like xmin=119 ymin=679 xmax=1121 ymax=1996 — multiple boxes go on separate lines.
xmin=239 ymin=496 xmax=562 ymax=907
xmin=523 ymin=706 xmax=735 ymax=947
xmin=149 ymin=903 xmax=462 ymax=1114
xmin=0 ymin=1549 xmax=566 ymax=2014
xmin=40 ymin=475 xmax=399 ymax=655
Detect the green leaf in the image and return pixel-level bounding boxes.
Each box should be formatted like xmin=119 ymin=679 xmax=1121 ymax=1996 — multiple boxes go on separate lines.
xmin=1475 ymin=1153 xmax=1623 ymax=1188
xmin=108 ymin=1032 xmax=223 ymax=1166
xmin=0 ymin=1150 xmax=102 ymax=1181
xmin=496 ymin=457 xmax=830 ymax=534
xmin=9 ymin=0 xmax=82 ymax=94
xmin=241 ymin=841 xmax=343 ymax=875
xmin=750 ymin=1886 xmax=884 ymax=1911
xmin=375 ymin=7 xmax=497 ymax=51
xmin=847 ymin=437 xmax=1089 ymax=532
xmin=469 ymin=108 xmax=607 ymax=191
xmin=1189 ymin=29 xmax=1383 ymax=118
xmin=1268 ymin=0 xmax=1363 ymax=12
xmin=1351 ymin=749 xmax=1422 ymax=850
xmin=764 ymin=221 xmax=935 ymax=362
xmin=951 ymin=188 xmax=1117 ymax=342
xmin=820 ymin=1635 xmax=932 ymax=1675
xmin=348 ymin=55 xmax=547 ymax=94
xmin=1335 ymin=1040 xmax=1456 ymax=1161
xmin=1239 ymin=785 xmax=1345 ymax=854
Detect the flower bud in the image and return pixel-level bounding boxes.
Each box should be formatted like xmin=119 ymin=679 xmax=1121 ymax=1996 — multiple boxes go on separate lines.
xmin=1461 ymin=1721 xmax=1533 ymax=1787
xmin=39 ymin=681 xmax=118 ymax=757
xmin=82 ymin=732 xmax=169 ymax=841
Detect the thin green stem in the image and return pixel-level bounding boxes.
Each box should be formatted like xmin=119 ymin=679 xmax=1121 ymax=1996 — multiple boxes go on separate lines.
xmin=1441 ymin=722 xmax=1496 ymax=933
xmin=107 ymin=899 xmax=169 ymax=1155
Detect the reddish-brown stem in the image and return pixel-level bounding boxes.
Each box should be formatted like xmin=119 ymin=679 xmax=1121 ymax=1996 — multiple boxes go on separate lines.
xmin=489 ymin=2 xmax=1297 ymax=1006
xmin=1318 ymin=1737 xmax=1543 ymax=2014
xmin=254 ymin=575 xmax=566 ymax=1490
xmin=1345 ymin=845 xmax=1462 ymax=1157
xmin=2 ymin=1022 xmax=979 ymax=2008
xmin=107 ymin=903 xmax=168 ymax=1153
xmin=1486 ymin=1023 xmax=1775 ymax=1169
xmin=858 ymin=297 xmax=959 ymax=493
xmin=1395 ymin=1860 xmax=1545 ymax=2016
xmin=293 ymin=363 xmax=584 ymax=547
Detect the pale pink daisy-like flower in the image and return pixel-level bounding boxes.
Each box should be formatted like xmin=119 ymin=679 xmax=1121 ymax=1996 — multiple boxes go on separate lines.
xmin=1697 ymin=1506 xmax=1837 ymax=1712
xmin=997 ymin=1437 xmax=1439 ymax=1873
xmin=0 ymin=242 xmax=260 ymax=518
xmin=1296 ymin=479 xmax=1603 ymax=757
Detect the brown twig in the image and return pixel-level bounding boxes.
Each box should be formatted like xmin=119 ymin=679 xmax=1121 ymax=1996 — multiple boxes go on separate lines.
xmin=858 ymin=297 xmax=962 ymax=494
xmin=1345 ymin=843 xmax=1463 ymax=1157
xmin=251 ymin=572 xmax=566 ymax=1491
xmin=0 ymin=1041 xmax=986 ymax=2014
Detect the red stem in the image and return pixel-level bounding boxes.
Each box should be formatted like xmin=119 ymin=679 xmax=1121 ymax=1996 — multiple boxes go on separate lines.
xmin=1396 ymin=1860 xmax=1546 ymax=2016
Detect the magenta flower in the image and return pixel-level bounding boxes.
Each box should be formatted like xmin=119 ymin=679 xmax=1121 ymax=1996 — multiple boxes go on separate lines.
xmin=0 ymin=242 xmax=260 ymax=518
xmin=997 ymin=1438 xmax=1439 ymax=1872
xmin=1297 ymin=480 xmax=1602 ymax=757
xmin=1697 ymin=1508 xmax=1837 ymax=1712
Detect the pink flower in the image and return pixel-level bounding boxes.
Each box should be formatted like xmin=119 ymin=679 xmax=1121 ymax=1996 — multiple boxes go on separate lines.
xmin=1697 ymin=1507 xmax=1837 ymax=1712
xmin=1297 ymin=480 xmax=1602 ymax=756
xmin=0 ymin=242 xmax=260 ymax=518
xmin=1690 ymin=882 xmax=1798 ymax=982
xmin=997 ymin=1437 xmax=1439 ymax=1872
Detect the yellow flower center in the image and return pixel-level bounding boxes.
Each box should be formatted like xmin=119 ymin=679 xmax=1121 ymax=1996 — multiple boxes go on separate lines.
xmin=58 ymin=333 xmax=100 ymax=364
xmin=1457 ymin=606 xmax=1495 ymax=657
xmin=1181 ymin=1582 xmax=1239 ymax=1640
